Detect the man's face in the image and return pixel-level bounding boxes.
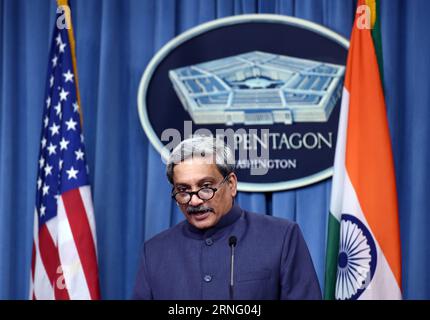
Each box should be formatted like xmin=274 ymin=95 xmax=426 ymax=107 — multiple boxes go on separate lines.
xmin=172 ymin=157 xmax=237 ymax=229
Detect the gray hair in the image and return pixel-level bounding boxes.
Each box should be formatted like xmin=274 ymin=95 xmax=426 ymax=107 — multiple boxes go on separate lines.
xmin=166 ymin=135 xmax=235 ymax=184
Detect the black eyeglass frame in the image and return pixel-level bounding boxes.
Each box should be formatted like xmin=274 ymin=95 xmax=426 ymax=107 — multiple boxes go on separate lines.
xmin=171 ymin=174 xmax=230 ymax=205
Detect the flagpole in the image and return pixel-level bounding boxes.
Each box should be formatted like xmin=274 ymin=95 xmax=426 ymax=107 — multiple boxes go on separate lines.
xmin=56 ymin=0 xmax=83 ymax=128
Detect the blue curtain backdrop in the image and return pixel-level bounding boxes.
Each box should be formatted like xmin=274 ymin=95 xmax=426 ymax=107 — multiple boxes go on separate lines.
xmin=0 ymin=0 xmax=429 ymax=299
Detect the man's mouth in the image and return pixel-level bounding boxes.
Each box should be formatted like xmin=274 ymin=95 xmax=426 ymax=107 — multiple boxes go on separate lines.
xmin=190 ymin=210 xmax=212 ymax=221
xmin=187 ymin=206 xmax=213 ymax=216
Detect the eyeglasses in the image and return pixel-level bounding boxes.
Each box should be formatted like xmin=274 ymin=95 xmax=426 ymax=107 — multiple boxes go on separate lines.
xmin=172 ymin=175 xmax=230 ymax=205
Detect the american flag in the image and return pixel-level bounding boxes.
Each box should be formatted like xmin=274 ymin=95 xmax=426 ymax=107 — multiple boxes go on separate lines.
xmin=30 ymin=10 xmax=100 ymax=300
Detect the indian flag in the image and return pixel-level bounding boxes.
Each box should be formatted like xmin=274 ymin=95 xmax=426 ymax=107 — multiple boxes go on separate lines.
xmin=324 ymin=0 xmax=402 ymax=300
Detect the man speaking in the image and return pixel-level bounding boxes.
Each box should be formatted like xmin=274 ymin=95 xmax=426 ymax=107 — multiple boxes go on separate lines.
xmin=133 ymin=136 xmax=321 ymax=299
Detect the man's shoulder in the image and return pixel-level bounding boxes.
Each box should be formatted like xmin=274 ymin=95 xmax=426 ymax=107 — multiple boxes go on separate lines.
xmin=144 ymin=221 xmax=187 ymax=249
xmin=244 ymin=210 xmax=299 ymax=235
xmin=240 ymin=210 xmax=305 ymax=254
xmin=245 ymin=210 xmax=296 ymax=226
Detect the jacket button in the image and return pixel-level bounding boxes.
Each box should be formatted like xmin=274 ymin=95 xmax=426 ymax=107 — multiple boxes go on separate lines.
xmin=203 ymin=275 xmax=212 ymax=282
xmin=205 ymin=238 xmax=213 ymax=246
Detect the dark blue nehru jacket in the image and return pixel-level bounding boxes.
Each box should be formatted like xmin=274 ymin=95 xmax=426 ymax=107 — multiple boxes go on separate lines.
xmin=133 ymin=204 xmax=322 ymax=300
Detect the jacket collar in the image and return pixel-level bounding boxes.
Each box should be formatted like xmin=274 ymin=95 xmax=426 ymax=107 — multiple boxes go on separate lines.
xmin=183 ymin=204 xmax=243 ymax=240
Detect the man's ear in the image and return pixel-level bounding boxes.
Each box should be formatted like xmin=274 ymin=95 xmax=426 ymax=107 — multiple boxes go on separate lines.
xmin=228 ymin=173 xmax=238 ymax=197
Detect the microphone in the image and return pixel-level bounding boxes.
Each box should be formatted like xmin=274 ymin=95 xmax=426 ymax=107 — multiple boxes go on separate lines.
xmin=228 ymin=236 xmax=237 ymax=300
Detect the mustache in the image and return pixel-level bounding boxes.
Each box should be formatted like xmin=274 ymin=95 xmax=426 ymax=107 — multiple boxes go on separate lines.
xmin=187 ymin=205 xmax=214 ymax=214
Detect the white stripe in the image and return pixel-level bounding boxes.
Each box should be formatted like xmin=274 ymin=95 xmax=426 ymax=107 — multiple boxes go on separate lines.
xmin=57 ymin=196 xmax=91 ymax=299
xmin=330 ymin=88 xmax=350 ymax=221
xmin=79 ymin=186 xmax=98 ymax=257
xmin=337 ymin=171 xmax=402 ymax=299
xmin=32 ymin=208 xmax=55 ymax=300
xmin=360 ymin=252 xmax=402 ymax=299
xmin=45 ymin=213 xmax=58 ymax=247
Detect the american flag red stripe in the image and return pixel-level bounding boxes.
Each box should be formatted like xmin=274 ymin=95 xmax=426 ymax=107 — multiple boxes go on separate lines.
xmin=31 ymin=243 xmax=36 ymax=285
xmin=62 ymin=188 xmax=100 ymax=300
xmin=31 ymin=243 xmax=36 ymax=300
xmin=38 ymin=225 xmax=71 ymax=299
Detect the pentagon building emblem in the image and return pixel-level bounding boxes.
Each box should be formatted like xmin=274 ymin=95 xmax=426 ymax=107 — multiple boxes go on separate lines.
xmin=138 ymin=14 xmax=349 ymax=192
xmin=169 ymin=51 xmax=345 ymax=126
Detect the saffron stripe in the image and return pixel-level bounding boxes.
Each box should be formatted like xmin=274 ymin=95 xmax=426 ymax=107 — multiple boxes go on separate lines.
xmin=344 ymin=3 xmax=402 ymax=288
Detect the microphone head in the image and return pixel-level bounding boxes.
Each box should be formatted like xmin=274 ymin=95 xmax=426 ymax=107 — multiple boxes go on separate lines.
xmin=229 ymin=236 xmax=237 ymax=247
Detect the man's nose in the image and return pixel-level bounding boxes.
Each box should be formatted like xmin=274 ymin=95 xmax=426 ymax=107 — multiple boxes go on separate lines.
xmin=189 ymin=193 xmax=204 ymax=206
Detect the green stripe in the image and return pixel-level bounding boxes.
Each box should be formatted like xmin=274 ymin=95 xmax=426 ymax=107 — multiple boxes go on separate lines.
xmin=324 ymin=213 xmax=340 ymax=300
xmin=371 ymin=0 xmax=384 ymax=86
